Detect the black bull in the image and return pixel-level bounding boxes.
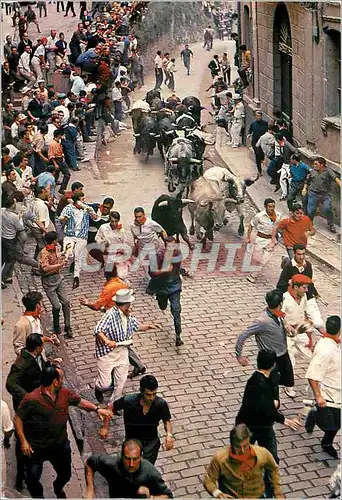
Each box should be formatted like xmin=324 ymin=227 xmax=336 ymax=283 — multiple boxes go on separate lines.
xmin=182 ymin=96 xmax=204 ymax=125
xmin=151 ymin=194 xmax=194 ymax=249
xmin=133 ymin=114 xmax=159 ymax=162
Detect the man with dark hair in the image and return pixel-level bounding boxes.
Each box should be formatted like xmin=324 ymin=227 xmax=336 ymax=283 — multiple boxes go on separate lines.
xmin=84 ymin=438 xmax=173 ymax=498
xmin=203 ymin=423 xmax=282 ymax=498
xmin=87 ymin=196 xmax=115 ymax=245
xmin=236 ymin=289 xmax=295 ymax=393
xmin=271 ymin=203 xmax=315 ymax=259
xmin=147 ymin=236 xmax=184 ymax=346
xmin=13 ymin=291 xmax=55 ymax=355
xmin=245 ymin=198 xmax=281 ymax=284
xmin=99 ymin=374 xmax=174 ymax=464
xmin=39 ymin=231 xmax=72 ymax=338
xmin=154 ymin=50 xmax=163 ymax=90
xmin=48 ymin=129 xmax=71 ymax=195
xmin=305 ymin=316 xmax=341 ymax=458
xmin=6 ymin=333 xmax=45 ymax=491
xmin=247 ymin=110 xmax=268 ymax=175
xmin=302 ymin=156 xmax=341 ymax=233
xmin=131 ymin=206 xmax=167 ymax=257
xmin=236 ymin=349 xmax=299 ymax=494
xmin=287 ymin=154 xmax=311 ymax=211
xmin=55 ymin=180 xmax=84 ymax=217
xmin=14 ymin=366 xmax=112 ymax=498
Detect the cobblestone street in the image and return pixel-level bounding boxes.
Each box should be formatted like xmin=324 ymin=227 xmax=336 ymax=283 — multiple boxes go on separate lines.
xmin=2 ymin=7 xmax=341 ymax=497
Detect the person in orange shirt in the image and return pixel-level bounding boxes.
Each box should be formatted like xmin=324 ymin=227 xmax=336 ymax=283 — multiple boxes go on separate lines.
xmin=79 ymin=267 xmax=146 ymax=382
xmin=271 ymin=203 xmax=316 ymax=259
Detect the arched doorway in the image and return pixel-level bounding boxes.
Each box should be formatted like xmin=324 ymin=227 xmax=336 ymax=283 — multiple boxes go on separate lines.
xmin=273 ymin=3 xmax=292 ymax=134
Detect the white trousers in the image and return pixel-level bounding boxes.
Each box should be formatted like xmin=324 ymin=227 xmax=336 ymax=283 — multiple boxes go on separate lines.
xmin=287 ymin=333 xmax=313 ymax=369
xmin=279 ymin=163 xmax=290 ymax=197
xmin=31 ymin=57 xmax=42 ymax=80
xmin=95 ymin=347 xmax=129 ymax=404
xmin=230 ymin=119 xmax=244 ymax=147
xmin=63 ymin=236 xmax=88 ymax=278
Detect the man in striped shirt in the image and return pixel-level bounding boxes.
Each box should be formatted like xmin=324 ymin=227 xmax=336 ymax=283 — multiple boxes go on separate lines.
xmin=94 ymin=289 xmax=160 ymax=405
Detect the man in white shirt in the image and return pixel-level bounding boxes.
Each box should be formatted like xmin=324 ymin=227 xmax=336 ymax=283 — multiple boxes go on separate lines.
xmin=31 ymin=38 xmax=47 ymax=81
xmin=70 ymin=68 xmax=85 ymax=96
xmin=54 ymin=94 xmax=70 ymax=126
xmin=245 ymin=198 xmax=281 ymax=283
xmin=46 ymin=29 xmax=58 ymax=73
xmin=18 ymin=46 xmax=36 ymax=88
xmin=46 ymin=115 xmax=62 ymax=145
xmin=305 ymin=316 xmax=341 ymax=458
xmin=154 ymin=50 xmax=163 ymax=90
xmin=30 ymin=186 xmax=52 ymax=259
xmin=282 ymin=274 xmax=324 ymax=390
xmin=230 ymin=94 xmax=245 ymax=148
xmin=131 ymin=206 xmax=167 ymax=256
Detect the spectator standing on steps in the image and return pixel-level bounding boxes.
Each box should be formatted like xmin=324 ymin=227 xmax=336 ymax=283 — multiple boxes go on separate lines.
xmin=238 ymin=44 xmax=251 ymax=87
xmin=248 ymin=110 xmax=268 ymax=175
xmin=84 ymin=439 xmax=173 ymax=499
xmin=180 ymin=44 xmax=193 ymax=76
xmin=302 ymin=156 xmax=341 ymax=233
xmin=99 ymin=375 xmax=174 ymax=466
xmin=39 ymin=231 xmax=73 ymax=338
xmin=37 ymin=1 xmax=47 ymax=17
xmin=154 ymin=50 xmax=163 ymax=90
xmin=305 ymin=315 xmax=341 ymax=458
xmin=203 ymin=423 xmax=282 ymax=499
xmin=13 ymin=365 xmax=112 ymax=499
xmin=230 ymin=94 xmax=245 ymax=148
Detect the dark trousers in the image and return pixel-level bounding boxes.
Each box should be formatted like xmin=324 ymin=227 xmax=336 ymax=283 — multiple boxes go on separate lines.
xmin=154 ymin=68 xmax=163 ymax=90
xmin=55 ymin=158 xmax=71 ymax=192
xmin=57 ymin=1 xmax=64 ymax=11
xmin=65 ymin=1 xmax=75 ymax=15
xmin=250 ymin=426 xmax=278 ymax=498
xmin=31 ymin=227 xmax=46 ymax=260
xmin=307 ymin=192 xmax=334 ymax=226
xmin=62 ymin=140 xmax=78 ymax=171
xmin=140 ymin=437 xmax=161 ymax=465
xmin=222 ymin=67 xmax=231 ymax=85
xmin=267 ymin=157 xmax=282 ymax=183
xmin=308 ymin=406 xmax=340 ymax=448
xmin=2 ymin=237 xmax=16 ymax=282
xmin=253 ymin=144 xmax=265 ymax=175
xmin=287 ymin=181 xmax=304 ymax=211
xmin=157 ymin=291 xmax=182 ymax=335
xmin=276 ymin=352 xmax=294 ymax=388
xmin=25 ymin=440 xmax=72 ymax=498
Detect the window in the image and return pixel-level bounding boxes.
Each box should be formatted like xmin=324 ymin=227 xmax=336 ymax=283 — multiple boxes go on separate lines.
xmin=324 ymin=29 xmax=341 ymax=117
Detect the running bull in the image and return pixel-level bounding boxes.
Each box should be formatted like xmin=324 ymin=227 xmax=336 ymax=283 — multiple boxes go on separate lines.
xmin=203 ymin=166 xmax=257 ymax=236
xmin=151 ymin=194 xmax=195 ymax=249
xmin=165 ymin=129 xmax=215 ymax=196
xmin=188 ymin=177 xmax=226 ymax=245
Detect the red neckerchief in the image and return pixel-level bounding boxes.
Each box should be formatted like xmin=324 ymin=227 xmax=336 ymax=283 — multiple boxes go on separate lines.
xmin=267 ymin=212 xmax=277 ymax=222
xmin=322 ymin=330 xmax=341 ymax=345
xmin=45 ymin=243 xmax=57 ymax=252
xmin=229 ymin=446 xmax=257 ymax=474
xmin=134 ymin=216 xmax=147 ymax=226
xmin=111 ymin=223 xmax=123 ymax=230
xmin=23 ymin=311 xmax=40 ymax=319
xmin=269 ymin=308 xmax=286 ymax=318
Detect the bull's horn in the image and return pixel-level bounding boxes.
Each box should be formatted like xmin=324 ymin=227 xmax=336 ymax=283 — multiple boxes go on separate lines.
xmin=181 ymin=198 xmax=195 ymax=204
xmin=158 ymin=200 xmax=168 ymax=207
xmin=155 ymin=134 xmax=161 ymax=138
xmin=225 ymin=197 xmax=238 ymax=204
xmin=165 ymin=130 xmax=175 ymax=135
xmin=133 ymin=133 xmax=140 ymax=137
xmin=189 ymin=158 xmax=202 ymax=164
xmin=169 ymin=157 xmax=179 ymax=163
xmin=149 ymin=132 xmax=156 ymax=136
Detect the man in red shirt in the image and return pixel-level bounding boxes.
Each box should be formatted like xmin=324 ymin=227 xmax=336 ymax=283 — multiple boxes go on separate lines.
xmin=14 ymin=365 xmax=112 ymax=498
xmin=271 ymin=203 xmax=315 ymax=259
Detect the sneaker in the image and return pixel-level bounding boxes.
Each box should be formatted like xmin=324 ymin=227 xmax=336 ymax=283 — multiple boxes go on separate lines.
xmin=175 ymin=336 xmax=184 ymax=346
xmin=72 ymin=277 xmax=80 ymax=289
xmin=284 ymin=387 xmax=296 ymax=398
xmin=80 ymin=157 xmax=90 ymax=162
xmin=231 ymin=144 xmax=239 ymax=148
xmin=322 ymin=444 xmax=338 ymax=458
xmin=64 ymin=328 xmax=73 ymax=339
xmin=246 ymin=274 xmax=256 ymax=283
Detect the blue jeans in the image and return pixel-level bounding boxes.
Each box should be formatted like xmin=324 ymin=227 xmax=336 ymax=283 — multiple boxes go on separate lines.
xmin=267 ymin=157 xmax=282 ymax=183
xmin=157 ymin=291 xmax=182 ymax=335
xmin=250 ymin=427 xmax=278 ymax=498
xmin=307 ymin=191 xmax=334 ymax=225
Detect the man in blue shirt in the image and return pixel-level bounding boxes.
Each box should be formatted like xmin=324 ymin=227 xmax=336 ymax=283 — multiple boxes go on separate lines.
xmin=248 ymin=110 xmax=268 ymax=175
xmin=36 ymin=164 xmax=57 ymax=197
xmin=287 ymin=154 xmax=311 ymax=211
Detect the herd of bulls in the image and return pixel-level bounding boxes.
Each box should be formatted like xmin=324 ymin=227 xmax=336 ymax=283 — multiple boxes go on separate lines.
xmin=130 ymin=90 xmax=258 ymax=246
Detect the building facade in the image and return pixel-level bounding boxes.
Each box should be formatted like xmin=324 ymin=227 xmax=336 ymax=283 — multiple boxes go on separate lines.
xmin=239 ymin=1 xmax=341 ymax=173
